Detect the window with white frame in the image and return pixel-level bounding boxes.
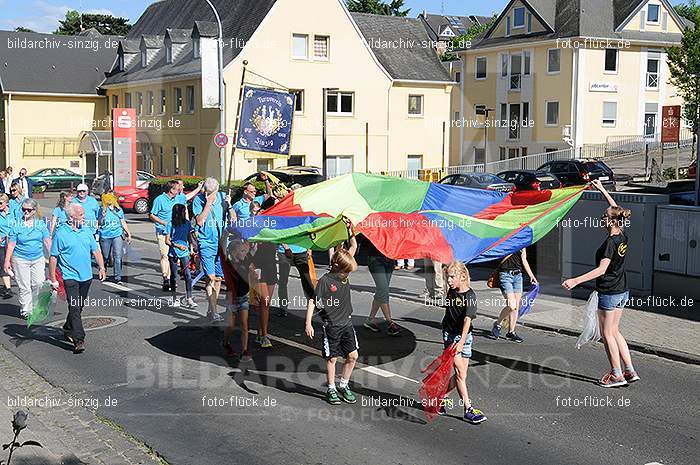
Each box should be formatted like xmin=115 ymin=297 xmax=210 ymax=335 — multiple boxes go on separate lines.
xmin=186 ymin=85 xmax=195 ymax=112
xmin=501 ymin=54 xmax=508 ymax=77
xmin=647 ymin=4 xmax=660 ymax=23
xmin=602 ymin=102 xmax=617 ymax=126
xmin=172 ymin=146 xmax=179 ymax=174
xmin=647 ymin=54 xmax=660 ymax=89
xmin=111 ymin=95 xmax=119 ymax=110
xmin=159 ymin=89 xmax=166 ymax=114
xmin=174 ymin=87 xmax=183 ymax=113
xmin=644 ymin=102 xmax=658 ymax=137
xmin=475 ymin=57 xmax=487 ymax=79
xmin=500 ymin=103 xmax=507 ymax=124
xmin=125 ymin=92 xmax=132 ymax=108
xmin=523 ymin=51 xmax=531 ymax=75
xmin=408 ymin=95 xmax=423 ymax=116
xmin=499 ymin=147 xmax=507 ymax=161
xmin=187 ymin=147 xmax=196 ymax=175
xmin=407 ymin=155 xmax=423 ymax=177
xmin=474 ymin=147 xmax=485 ymax=164
xmin=455 ymin=71 xmax=461 ymax=83
xmin=147 ymin=91 xmax=154 ymax=115
xmin=292 ymin=34 xmax=308 ymax=59
xmin=508 ymin=103 xmax=521 ymax=140
xmin=159 ymin=146 xmax=164 ymax=174
xmin=314 ymin=35 xmax=329 ymax=60
xmin=513 ymin=7 xmax=526 ymax=28
xmin=510 ymin=53 xmax=522 ymax=90
xmin=475 ymin=104 xmax=486 ymax=119
xmin=136 ymin=92 xmax=143 ymax=116
xmin=257 ymin=159 xmax=272 ymax=172
xmin=288 ymin=155 xmax=305 ymax=166
xmin=291 ymin=89 xmax=304 ymax=114
xmin=546 ymin=101 xmax=559 ymax=126
xmin=605 ymin=49 xmax=618 ymax=73
xmin=326 ymin=155 xmax=353 ymax=177
xmin=548 ymin=49 xmax=561 ymax=73
xmin=327 ymin=91 xmax=354 ymax=115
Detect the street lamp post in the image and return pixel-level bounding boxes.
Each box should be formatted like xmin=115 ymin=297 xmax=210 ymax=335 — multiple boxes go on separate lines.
xmin=204 ymin=0 xmax=226 ymax=184
xmin=322 ymin=87 xmax=338 ymax=179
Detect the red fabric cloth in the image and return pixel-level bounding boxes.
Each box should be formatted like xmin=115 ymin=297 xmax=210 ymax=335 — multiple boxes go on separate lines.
xmin=419 ymin=346 xmax=456 ymax=421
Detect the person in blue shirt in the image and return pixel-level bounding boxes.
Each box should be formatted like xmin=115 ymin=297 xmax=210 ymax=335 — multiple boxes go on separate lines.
xmin=193 ymin=177 xmax=232 ymax=323
xmin=165 ymin=203 xmax=195 ymax=309
xmin=98 ymin=193 xmax=132 ymax=285
xmin=50 ymin=191 xmax=73 ymax=236
xmin=49 ymin=202 xmax=106 ymax=354
xmin=71 ymin=183 xmax=100 ymax=236
xmin=3 ymin=198 xmax=51 ymax=318
xmin=150 ymin=179 xmax=202 ymax=292
xmin=232 ymin=173 xmax=272 ymax=224
xmin=7 ymin=183 xmax=24 ymax=223
xmin=0 ymin=194 xmax=14 ymax=299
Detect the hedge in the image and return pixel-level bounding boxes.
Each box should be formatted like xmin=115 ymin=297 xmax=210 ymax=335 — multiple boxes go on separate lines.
xmin=147 ymin=176 xmax=267 ymax=207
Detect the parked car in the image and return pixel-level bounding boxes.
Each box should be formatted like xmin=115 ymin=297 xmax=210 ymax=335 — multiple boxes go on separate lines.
xmin=92 ymin=170 xmax=155 ymax=196
xmin=439 ymin=173 xmax=515 ymax=192
xmin=28 ymin=168 xmax=93 ymax=191
xmin=117 ymin=186 xmax=150 ymax=214
xmin=497 ymin=170 xmax=562 ymax=191
xmin=244 ymin=166 xmax=324 ymax=187
xmin=537 ymin=160 xmax=616 ymax=190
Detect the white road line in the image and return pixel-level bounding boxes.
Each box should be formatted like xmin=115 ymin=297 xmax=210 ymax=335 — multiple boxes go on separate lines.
xmin=101 ymin=281 xmax=132 ymax=292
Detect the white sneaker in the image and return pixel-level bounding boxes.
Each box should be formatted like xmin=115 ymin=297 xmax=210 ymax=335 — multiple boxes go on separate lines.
xmin=208 ymin=312 xmax=224 ymax=323
xmin=171 ymin=298 xmax=181 ymax=308
xmin=186 ymin=297 xmax=198 ymax=308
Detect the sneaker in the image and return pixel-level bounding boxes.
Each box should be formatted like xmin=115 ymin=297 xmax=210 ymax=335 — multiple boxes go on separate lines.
xmin=221 ymin=341 xmax=236 ymax=358
xmin=326 ymin=388 xmax=341 ymax=405
xmin=338 ymin=386 xmax=356 ymax=403
xmin=240 ymin=350 xmax=253 ymax=363
xmin=255 ymin=334 xmax=263 ymax=345
xmin=598 ymin=371 xmax=628 ymax=388
xmin=364 ymin=319 xmax=380 ymax=333
xmin=116 ymin=281 xmax=124 ymax=286
xmin=171 ymin=298 xmax=181 ymax=308
xmin=490 ymin=322 xmax=502 ymax=340
xmin=186 ymin=297 xmax=198 ymax=308
xmin=208 ymin=312 xmax=224 ymax=323
xmin=437 ymin=397 xmax=450 ymax=416
xmin=387 ymin=322 xmax=401 ymax=336
xmin=0 ymin=288 xmax=11 ymax=299
xmin=463 ymin=406 xmax=487 ymax=424
xmin=505 ymin=332 xmax=524 ymax=343
xmin=278 ymin=307 xmax=288 ymax=317
xmin=623 ymin=370 xmax=640 ymax=383
xmin=73 ymin=341 xmax=86 ymax=354
xmin=162 ymin=280 xmax=170 ymax=292
xmin=260 ymin=335 xmax=273 ymax=349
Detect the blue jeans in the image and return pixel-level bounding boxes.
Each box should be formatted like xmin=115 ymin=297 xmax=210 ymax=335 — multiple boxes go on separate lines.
xmin=598 ymin=291 xmax=629 ymax=311
xmin=100 ymin=236 xmax=123 ymax=281
xmin=169 ymin=255 xmax=193 ymax=299
xmin=499 ymin=271 xmax=523 ymax=295
xmin=368 ymin=255 xmax=394 ymax=304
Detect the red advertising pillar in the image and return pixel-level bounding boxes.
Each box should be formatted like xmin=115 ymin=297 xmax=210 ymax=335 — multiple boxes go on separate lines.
xmin=111 ymin=108 xmax=137 ymax=192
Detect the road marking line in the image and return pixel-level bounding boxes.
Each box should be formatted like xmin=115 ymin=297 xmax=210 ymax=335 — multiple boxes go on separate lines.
xmin=102 ymin=282 xmax=132 ymax=292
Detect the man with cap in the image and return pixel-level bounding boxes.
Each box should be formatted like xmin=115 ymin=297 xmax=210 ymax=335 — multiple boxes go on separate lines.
xmin=72 ymin=183 xmax=100 ymax=236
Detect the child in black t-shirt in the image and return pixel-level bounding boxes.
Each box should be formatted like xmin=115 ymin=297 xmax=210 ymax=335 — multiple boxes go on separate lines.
xmin=440 ymin=261 xmax=487 ymax=424
xmin=305 ymin=223 xmax=358 ymax=405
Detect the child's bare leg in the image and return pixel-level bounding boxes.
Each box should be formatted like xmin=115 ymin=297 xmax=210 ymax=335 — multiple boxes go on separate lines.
xmin=453 ymin=355 xmax=471 ymax=409
xmin=326 ymin=357 xmax=337 ymax=386
xmin=240 ymin=310 xmax=249 ymax=352
xmin=341 ymin=350 xmax=358 ymax=381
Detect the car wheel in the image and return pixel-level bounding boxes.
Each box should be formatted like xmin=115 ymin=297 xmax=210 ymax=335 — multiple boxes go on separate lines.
xmin=134 ymin=198 xmax=149 ymax=214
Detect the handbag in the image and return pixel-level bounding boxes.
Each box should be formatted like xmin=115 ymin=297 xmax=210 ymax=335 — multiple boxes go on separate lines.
xmin=486 ymin=254 xmax=513 ymax=288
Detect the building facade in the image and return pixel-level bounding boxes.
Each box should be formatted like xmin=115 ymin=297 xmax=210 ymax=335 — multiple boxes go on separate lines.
xmin=455 ymin=0 xmax=690 ymax=166
xmin=100 ymin=0 xmax=455 ymax=180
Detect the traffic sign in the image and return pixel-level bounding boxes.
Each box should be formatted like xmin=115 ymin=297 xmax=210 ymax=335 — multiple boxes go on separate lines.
xmin=214 ymin=132 xmax=229 ymax=148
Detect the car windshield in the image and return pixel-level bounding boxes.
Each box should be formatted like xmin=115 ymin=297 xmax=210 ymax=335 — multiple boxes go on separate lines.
xmin=470 ymin=173 xmax=506 ymax=184
xmin=584 ymin=161 xmax=610 ymax=173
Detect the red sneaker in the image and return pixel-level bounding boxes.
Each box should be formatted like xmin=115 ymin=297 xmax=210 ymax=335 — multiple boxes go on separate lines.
xmin=599 ymin=371 xmax=627 ymax=388
xmin=623 ymin=370 xmax=640 ymax=383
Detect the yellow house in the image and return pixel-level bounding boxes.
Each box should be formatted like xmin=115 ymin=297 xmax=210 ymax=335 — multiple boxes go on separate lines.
xmin=0 ymin=30 xmax=116 ymax=174
xmin=454 ymin=0 xmax=691 ymax=167
xmin=99 ymin=0 xmax=455 ymax=180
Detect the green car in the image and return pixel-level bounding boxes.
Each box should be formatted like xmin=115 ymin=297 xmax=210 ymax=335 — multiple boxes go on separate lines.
xmin=28 ymin=168 xmax=94 ymax=191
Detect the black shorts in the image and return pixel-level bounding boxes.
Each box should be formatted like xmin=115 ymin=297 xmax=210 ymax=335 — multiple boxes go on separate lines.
xmin=322 ymin=323 xmax=359 ymax=359
xmin=259 ymin=263 xmax=278 ymax=285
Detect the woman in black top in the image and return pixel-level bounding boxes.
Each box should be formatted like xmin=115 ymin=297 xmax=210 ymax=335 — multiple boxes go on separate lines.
xmin=562 ymin=180 xmax=638 ymax=388
xmin=490 ymin=247 xmax=537 ymax=343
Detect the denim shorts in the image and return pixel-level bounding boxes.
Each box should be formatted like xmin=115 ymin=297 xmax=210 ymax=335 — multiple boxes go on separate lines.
xmin=499 ymin=271 xmax=523 ymax=295
xmin=598 ymin=291 xmax=629 ymax=311
xmin=227 ymin=295 xmax=249 ymax=314
xmin=443 ymin=331 xmax=473 ymax=359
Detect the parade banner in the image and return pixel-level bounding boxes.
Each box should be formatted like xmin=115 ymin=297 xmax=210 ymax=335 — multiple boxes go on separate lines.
xmin=235 ymin=86 xmax=295 ymax=158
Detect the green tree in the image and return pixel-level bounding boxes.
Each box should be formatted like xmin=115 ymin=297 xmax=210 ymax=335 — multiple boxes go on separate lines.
xmin=54 ymin=10 xmax=132 ymax=36
xmin=442 ymin=16 xmax=497 ymax=62
xmin=346 ymin=0 xmax=410 ymax=16
xmin=14 ymin=26 xmax=35 ymax=32
xmin=668 ymin=1 xmax=700 ymax=157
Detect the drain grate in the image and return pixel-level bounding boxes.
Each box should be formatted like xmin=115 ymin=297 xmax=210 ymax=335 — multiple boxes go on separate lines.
xmin=82 ymin=317 xmax=116 ymax=330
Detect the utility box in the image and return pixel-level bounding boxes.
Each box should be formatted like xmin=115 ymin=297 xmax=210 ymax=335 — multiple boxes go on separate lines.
xmin=560 ymin=191 xmax=669 ymax=295
xmin=655 ymin=204 xmax=700 ymax=277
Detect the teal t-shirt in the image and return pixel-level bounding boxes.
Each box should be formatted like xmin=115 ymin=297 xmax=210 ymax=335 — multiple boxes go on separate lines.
xmin=166 ymin=221 xmax=192 ymax=258
xmin=9 ymin=219 xmax=49 ymax=260
xmin=50 ymin=224 xmax=98 ymax=281
xmin=98 ymin=207 xmax=125 ymax=239
xmin=192 ymin=192 xmax=225 ymax=252
xmin=151 ymin=192 xmax=187 ymax=234
xmin=72 ymin=196 xmax=100 ymax=233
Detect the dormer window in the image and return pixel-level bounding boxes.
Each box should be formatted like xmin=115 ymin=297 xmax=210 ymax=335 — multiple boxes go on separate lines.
xmin=193 ymin=38 xmax=200 ymax=59
xmin=513 ymin=7 xmax=526 ymax=29
xmin=166 ymin=44 xmax=173 ymax=64
xmin=141 ymin=49 xmax=147 ymax=67
xmin=647 ymin=4 xmax=660 ymax=23
xmin=118 ymin=53 xmax=125 ymax=72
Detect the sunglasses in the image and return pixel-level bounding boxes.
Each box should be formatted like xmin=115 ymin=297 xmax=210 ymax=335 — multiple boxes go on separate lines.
xmin=22 ymin=208 xmax=34 ymax=213
xmin=77 ymin=190 xmax=87 ymax=193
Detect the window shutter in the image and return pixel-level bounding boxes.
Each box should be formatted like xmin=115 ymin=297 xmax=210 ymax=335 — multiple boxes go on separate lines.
xmin=662 ymin=12 xmax=668 ymax=32
xmin=527 ymin=13 xmax=532 ymax=33
xmin=506 ymin=16 xmax=511 ymax=36
xmin=640 ymin=11 xmax=646 ymax=31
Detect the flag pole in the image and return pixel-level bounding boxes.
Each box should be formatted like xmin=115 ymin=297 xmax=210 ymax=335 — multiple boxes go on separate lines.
xmin=226 ymin=60 xmax=248 ymax=198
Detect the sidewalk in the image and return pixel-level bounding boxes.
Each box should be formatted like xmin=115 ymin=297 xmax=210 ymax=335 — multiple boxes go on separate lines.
xmin=0 ymin=344 xmax=164 ymax=465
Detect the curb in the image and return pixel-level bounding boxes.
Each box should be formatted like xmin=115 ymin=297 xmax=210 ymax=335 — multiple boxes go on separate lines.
xmin=392 ymin=293 xmax=700 ymax=366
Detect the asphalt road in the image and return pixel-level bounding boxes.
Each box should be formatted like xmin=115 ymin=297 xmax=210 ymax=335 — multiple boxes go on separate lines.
xmin=0 ymin=209 xmax=697 ymax=465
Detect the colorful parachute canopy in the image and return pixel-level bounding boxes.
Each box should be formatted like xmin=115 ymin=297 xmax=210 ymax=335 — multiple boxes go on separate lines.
xmin=232 ymin=173 xmax=586 ymax=263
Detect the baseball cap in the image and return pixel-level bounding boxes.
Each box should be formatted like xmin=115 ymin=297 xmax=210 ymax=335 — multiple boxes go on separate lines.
xmin=76 ymin=183 xmax=89 ymax=192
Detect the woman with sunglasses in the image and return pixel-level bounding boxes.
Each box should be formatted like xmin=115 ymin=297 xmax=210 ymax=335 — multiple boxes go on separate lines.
xmin=562 ymin=180 xmax=637 ymax=388
xmin=8 ymin=183 xmax=24 ymax=223
xmin=0 ymin=194 xmax=14 ymax=299
xmin=3 ymin=198 xmax=51 ymax=318
xmin=98 ymin=193 xmax=132 ymax=285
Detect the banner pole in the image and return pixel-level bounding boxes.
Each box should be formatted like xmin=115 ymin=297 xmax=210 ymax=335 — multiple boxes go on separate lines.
xmin=227 ymin=61 xmax=248 ymax=197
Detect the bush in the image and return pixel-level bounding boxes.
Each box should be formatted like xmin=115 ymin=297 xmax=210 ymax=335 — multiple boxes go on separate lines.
xmin=147 ymin=176 xmax=267 ymax=206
